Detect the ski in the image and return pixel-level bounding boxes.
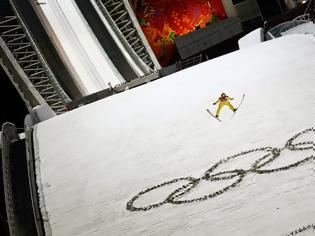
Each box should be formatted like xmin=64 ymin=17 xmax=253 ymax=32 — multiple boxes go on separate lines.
xmin=206 ymin=109 xmax=222 ymax=122
xmin=231 ymin=94 xmax=245 ymax=119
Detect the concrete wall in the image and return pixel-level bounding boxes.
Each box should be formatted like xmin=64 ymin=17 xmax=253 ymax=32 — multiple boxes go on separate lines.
xmin=222 ymin=0 xmax=238 ymax=17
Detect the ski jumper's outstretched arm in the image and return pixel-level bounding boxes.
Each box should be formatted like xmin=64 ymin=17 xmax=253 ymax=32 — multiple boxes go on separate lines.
xmin=213 ymin=98 xmax=220 ymax=105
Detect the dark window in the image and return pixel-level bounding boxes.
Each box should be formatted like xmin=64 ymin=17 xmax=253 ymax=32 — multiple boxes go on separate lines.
xmin=232 ymin=0 xmax=247 ymax=5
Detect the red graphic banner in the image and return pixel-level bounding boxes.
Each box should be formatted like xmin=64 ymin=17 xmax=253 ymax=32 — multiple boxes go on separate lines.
xmin=131 ymin=0 xmax=227 ymax=67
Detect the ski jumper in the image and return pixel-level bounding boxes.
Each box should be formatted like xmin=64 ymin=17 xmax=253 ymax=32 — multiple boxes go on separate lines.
xmin=213 ymin=95 xmax=236 ymax=117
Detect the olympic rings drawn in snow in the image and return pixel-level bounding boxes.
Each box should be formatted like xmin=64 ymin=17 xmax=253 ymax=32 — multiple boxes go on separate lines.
xmin=286 ymin=223 xmax=315 ymax=235
xmin=126 ymin=127 xmax=314 ymax=212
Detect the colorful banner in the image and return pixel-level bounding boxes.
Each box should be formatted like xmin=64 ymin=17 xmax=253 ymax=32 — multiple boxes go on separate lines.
xmin=131 ymin=0 xmax=227 ymax=66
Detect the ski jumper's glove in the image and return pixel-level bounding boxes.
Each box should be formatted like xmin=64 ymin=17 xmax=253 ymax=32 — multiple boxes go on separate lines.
xmin=213 ymin=99 xmax=219 ymax=105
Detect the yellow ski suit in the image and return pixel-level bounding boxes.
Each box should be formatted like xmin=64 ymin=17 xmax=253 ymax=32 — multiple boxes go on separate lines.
xmin=213 ymin=95 xmax=236 ymax=117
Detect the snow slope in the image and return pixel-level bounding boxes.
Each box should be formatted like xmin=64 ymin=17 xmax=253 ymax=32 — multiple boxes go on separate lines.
xmin=238 ymin=28 xmax=263 ymax=49
xmin=34 ymin=34 xmax=315 ymax=236
xmin=39 ymin=0 xmax=124 ymax=95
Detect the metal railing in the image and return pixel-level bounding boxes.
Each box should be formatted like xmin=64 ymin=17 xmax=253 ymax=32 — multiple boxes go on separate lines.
xmin=268 ymin=19 xmax=310 ymax=38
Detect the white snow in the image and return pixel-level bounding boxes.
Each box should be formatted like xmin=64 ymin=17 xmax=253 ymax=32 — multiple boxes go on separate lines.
xmin=281 ymin=21 xmax=315 ymax=37
xmin=238 ymin=28 xmax=263 ymax=49
xmin=34 ymin=35 xmax=315 ymax=236
xmin=39 ymin=0 xmax=124 ymax=95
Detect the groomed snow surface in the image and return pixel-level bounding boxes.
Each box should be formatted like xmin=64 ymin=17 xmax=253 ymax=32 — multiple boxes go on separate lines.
xmin=34 ymin=35 xmax=315 ymax=236
xmin=238 ymin=28 xmax=264 ymax=49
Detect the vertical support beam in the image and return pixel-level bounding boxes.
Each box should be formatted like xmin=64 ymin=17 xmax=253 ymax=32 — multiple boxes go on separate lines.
xmin=222 ymin=0 xmax=239 ymax=17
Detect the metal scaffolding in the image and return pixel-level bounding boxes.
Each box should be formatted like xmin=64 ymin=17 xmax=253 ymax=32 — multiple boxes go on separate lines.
xmin=0 ymin=13 xmax=70 ymax=114
xmin=95 ymin=0 xmax=160 ymax=74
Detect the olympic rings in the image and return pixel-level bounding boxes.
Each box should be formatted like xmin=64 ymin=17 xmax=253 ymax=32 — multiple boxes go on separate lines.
xmin=127 ymin=127 xmax=315 ymax=212
xmin=167 ymin=170 xmax=245 ymax=205
xmin=126 ymin=177 xmax=198 ymax=211
xmin=285 ymin=127 xmax=315 ymax=151
xmin=286 ymin=223 xmax=315 ymax=235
